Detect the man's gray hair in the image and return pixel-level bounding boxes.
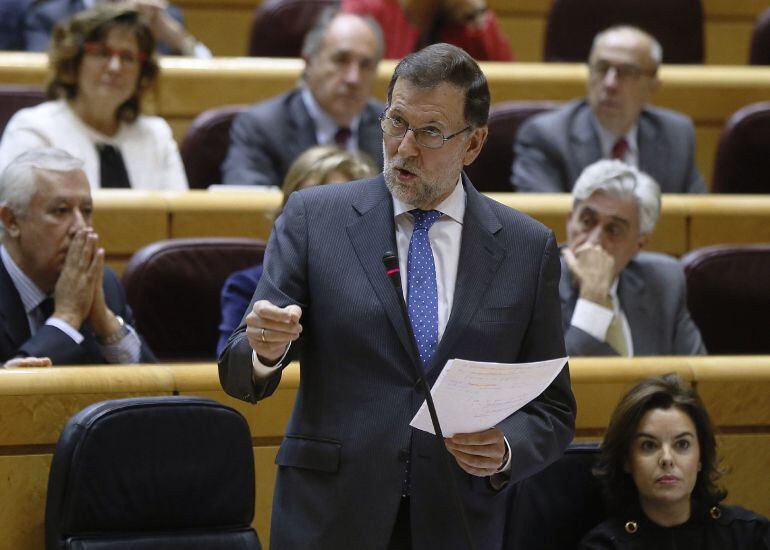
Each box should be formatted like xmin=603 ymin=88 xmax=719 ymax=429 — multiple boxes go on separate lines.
xmin=0 ymin=148 xmax=84 ymax=235
xmin=572 ymin=159 xmax=661 ymax=235
xmin=301 ymin=8 xmax=384 ymax=62
xmin=591 ymin=25 xmax=663 ymax=68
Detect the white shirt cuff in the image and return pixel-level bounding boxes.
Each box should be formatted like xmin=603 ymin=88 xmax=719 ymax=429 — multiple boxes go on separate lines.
xmin=45 ymin=318 xmax=84 ymax=344
xmin=251 ymin=342 xmax=291 ymax=379
xmin=570 ymin=298 xmax=614 ymax=342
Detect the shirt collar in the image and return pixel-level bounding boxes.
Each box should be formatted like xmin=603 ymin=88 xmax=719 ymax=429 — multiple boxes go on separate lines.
xmin=392 ymin=175 xmax=466 ymax=224
xmin=300 ymin=86 xmax=361 ymax=145
xmin=591 ymin=112 xmax=638 ymax=159
xmin=0 ymin=245 xmax=47 ymax=315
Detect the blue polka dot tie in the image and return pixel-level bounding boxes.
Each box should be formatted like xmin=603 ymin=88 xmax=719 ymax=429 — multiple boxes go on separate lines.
xmin=407 ymin=209 xmax=442 ymax=368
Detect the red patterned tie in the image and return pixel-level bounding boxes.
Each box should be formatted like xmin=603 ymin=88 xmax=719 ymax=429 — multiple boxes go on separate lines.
xmin=611 ymin=137 xmax=629 ymax=160
xmin=334 ymin=126 xmax=351 ymax=148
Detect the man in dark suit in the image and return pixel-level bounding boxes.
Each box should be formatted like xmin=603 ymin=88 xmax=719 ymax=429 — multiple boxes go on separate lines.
xmin=0 ymin=148 xmax=155 ymax=365
xmin=512 ymin=26 xmax=706 ymax=194
xmin=559 ymin=159 xmax=706 ymax=356
xmin=24 ymin=0 xmax=211 ymax=57
xmin=219 ymin=44 xmax=576 ymax=549
xmin=222 ymin=10 xmax=385 ymax=188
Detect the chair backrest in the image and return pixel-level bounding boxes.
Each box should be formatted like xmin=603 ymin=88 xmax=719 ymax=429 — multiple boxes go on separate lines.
xmin=122 ymin=238 xmax=266 ymax=361
xmin=45 ymin=396 xmax=261 ymax=550
xmin=180 ymin=104 xmax=247 ymax=189
xmin=465 ymin=101 xmax=560 ymax=192
xmin=505 ymin=442 xmax=605 ymax=550
xmin=543 ymin=0 xmax=704 ymax=64
xmin=749 ymin=8 xmax=770 ymax=65
xmin=681 ymin=245 xmax=770 ymax=354
xmin=248 ymin=0 xmax=339 ymax=57
xmin=711 ymin=101 xmax=770 ymax=193
xmin=0 ymin=85 xmax=45 ymax=138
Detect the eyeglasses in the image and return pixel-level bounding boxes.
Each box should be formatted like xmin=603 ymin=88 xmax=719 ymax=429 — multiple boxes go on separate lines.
xmin=589 ymin=60 xmax=656 ymax=82
xmin=83 ymin=42 xmax=146 ymax=66
xmin=380 ymin=112 xmax=470 ymax=149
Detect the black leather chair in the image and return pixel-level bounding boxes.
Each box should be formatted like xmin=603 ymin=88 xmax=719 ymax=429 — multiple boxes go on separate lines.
xmin=122 ymin=238 xmax=266 ymax=361
xmin=505 ymin=442 xmax=605 ymax=550
xmin=681 ymin=245 xmax=770 ymax=354
xmin=0 ymin=85 xmax=45 ymax=138
xmin=711 ymin=101 xmax=770 ymax=193
xmin=749 ymin=8 xmax=770 ymax=65
xmin=248 ymin=0 xmax=339 ymax=57
xmin=465 ymin=101 xmax=560 ymax=192
xmin=180 ymin=104 xmax=247 ymax=189
xmin=45 ymin=396 xmax=261 ymax=549
xmin=543 ymin=0 xmax=704 ymax=63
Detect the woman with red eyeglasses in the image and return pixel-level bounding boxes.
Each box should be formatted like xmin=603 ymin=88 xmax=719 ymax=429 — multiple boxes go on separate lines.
xmin=0 ymin=3 xmax=188 ymax=190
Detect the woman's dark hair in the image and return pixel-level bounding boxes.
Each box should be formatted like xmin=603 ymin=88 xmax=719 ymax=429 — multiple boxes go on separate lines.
xmin=45 ymin=3 xmax=159 ymax=123
xmin=594 ymin=373 xmax=726 ymax=514
xmin=385 ymin=43 xmax=490 ymax=128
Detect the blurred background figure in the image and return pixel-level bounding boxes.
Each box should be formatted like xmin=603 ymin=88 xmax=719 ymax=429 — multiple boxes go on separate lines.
xmin=580 ymin=373 xmax=769 ymax=549
xmin=216 ymin=146 xmax=376 ymax=355
xmin=560 ymin=160 xmax=705 ymax=357
xmin=341 ymin=0 xmax=513 ymax=61
xmin=222 ymin=9 xmax=384 ymax=188
xmin=0 ymin=4 xmax=188 ymax=190
xmin=25 ymin=0 xmax=211 ymax=57
xmin=0 ymin=0 xmax=33 ymax=50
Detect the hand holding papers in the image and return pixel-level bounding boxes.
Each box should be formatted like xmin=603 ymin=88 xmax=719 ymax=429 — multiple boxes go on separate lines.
xmin=410 ymin=357 xmax=569 ymax=437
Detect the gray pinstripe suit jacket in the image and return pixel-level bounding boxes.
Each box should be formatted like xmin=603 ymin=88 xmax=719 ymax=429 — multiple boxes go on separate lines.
xmin=219 ymin=174 xmax=576 ymax=550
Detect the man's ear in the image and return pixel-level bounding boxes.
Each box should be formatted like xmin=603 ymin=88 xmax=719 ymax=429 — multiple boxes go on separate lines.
xmin=462 ymin=125 xmax=488 ymax=166
xmin=0 ymin=206 xmax=21 ymax=238
xmin=636 ymin=233 xmax=650 ymax=252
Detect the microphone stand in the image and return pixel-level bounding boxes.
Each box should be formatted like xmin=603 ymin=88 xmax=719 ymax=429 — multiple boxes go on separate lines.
xmin=382 ymin=252 xmax=477 ymax=550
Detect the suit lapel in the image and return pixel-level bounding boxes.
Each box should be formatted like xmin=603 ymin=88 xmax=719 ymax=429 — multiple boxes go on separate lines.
xmin=430 ymin=179 xmax=505 ymax=374
xmin=0 ymin=259 xmax=31 ymax=351
xmin=637 ymin=112 xmax=667 ymax=186
xmin=286 ymin=90 xmax=319 ymax=152
xmin=357 ymin=102 xmax=385 ymax=170
xmin=618 ymin=261 xmax=651 ymax=355
xmin=346 ymin=176 xmax=421 ymax=369
xmin=569 ymin=105 xmax=602 ymax=187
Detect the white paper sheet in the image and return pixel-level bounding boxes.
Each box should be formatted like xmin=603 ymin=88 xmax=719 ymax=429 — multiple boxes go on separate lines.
xmin=409 ymin=356 xmax=569 ymax=437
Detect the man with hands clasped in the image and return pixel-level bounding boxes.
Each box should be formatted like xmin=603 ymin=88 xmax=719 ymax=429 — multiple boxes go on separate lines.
xmin=220 ymin=44 xmax=574 ymax=550
xmin=559 ymin=159 xmax=706 ymax=356
xmin=0 ymin=148 xmax=155 ymax=366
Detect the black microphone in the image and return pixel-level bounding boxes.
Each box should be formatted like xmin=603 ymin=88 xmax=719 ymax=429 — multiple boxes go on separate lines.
xmin=382 ymin=251 xmax=476 ymax=550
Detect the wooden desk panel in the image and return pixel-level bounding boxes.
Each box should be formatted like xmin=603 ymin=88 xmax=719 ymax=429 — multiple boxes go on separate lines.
xmin=4 ymin=54 xmax=770 ymax=189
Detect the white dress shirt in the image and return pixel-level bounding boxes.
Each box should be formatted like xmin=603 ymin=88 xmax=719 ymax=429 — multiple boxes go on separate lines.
xmin=592 ymin=113 xmax=639 ymax=167
xmin=300 ymin=87 xmax=362 ymax=152
xmin=570 ymin=279 xmax=634 ymax=355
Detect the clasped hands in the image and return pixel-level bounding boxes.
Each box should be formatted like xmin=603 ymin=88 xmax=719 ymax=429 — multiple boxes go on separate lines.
xmin=53 ymin=228 xmax=121 ymax=340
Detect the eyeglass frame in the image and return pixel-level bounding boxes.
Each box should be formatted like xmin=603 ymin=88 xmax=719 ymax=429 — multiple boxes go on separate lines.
xmin=82 ymin=42 xmax=147 ymax=66
xmin=588 ymin=60 xmax=657 ymax=82
xmin=379 ymin=111 xmax=471 ymax=150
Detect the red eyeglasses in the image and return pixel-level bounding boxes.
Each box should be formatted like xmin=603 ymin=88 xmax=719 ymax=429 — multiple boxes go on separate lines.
xmin=82 ymin=42 xmax=146 ymax=65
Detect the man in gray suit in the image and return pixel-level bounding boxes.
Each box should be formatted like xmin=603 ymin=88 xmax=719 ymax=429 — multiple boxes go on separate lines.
xmin=219 ymin=44 xmax=575 ymax=549
xmin=560 ymin=159 xmax=706 ymax=356
xmin=222 ymin=10 xmax=385 ymax=188
xmin=512 ymin=26 xmax=706 ymax=194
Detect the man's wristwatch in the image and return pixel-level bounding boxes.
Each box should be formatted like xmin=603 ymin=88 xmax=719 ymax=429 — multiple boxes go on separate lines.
xmin=97 ymin=315 xmax=129 ymax=345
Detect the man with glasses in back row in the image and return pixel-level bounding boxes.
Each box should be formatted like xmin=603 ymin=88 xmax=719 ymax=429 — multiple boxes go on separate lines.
xmin=511 ymin=26 xmax=706 ymax=194
xmin=219 ymin=43 xmax=575 ymax=549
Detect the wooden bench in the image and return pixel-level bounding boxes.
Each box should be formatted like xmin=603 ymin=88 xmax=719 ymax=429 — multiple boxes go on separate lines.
xmin=3 ymin=54 xmax=770 ymax=186
xmin=171 ymin=0 xmax=764 ymax=65
xmin=0 ymin=358 xmax=768 ymax=548
xmin=86 ymin=191 xmax=770 ymax=273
